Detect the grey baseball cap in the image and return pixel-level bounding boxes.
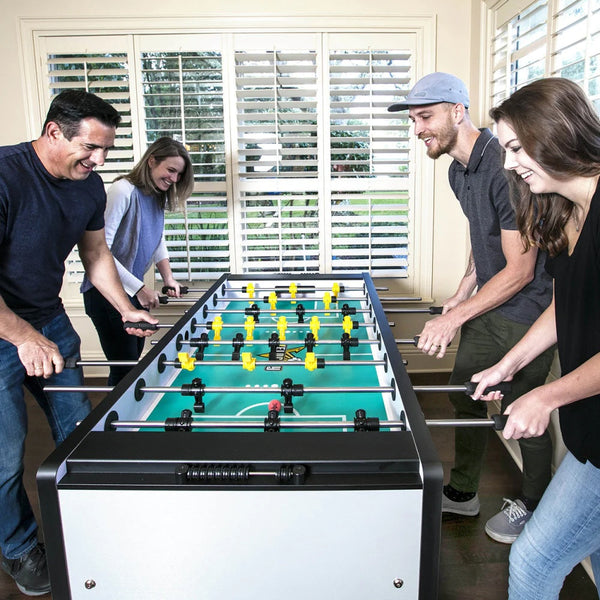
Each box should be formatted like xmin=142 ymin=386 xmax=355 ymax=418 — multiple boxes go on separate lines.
xmin=388 ymin=72 xmax=469 ymax=112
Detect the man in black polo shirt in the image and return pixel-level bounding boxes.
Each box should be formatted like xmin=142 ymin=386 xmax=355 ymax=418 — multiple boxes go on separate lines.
xmin=388 ymin=73 xmax=555 ymax=544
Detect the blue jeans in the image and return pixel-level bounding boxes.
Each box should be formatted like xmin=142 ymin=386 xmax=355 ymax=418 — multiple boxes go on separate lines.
xmin=509 ymin=451 xmax=600 ymax=599
xmin=0 ymin=312 xmax=91 ymax=559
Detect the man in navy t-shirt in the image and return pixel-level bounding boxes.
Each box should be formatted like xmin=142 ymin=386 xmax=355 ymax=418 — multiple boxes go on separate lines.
xmin=0 ymin=90 xmax=157 ymax=596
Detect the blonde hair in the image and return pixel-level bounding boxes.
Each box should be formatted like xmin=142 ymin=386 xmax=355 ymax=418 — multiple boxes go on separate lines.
xmin=117 ymin=137 xmax=194 ymax=211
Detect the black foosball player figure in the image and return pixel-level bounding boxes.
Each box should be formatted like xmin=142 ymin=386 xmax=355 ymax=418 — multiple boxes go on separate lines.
xmin=232 ymin=333 xmax=245 ymax=361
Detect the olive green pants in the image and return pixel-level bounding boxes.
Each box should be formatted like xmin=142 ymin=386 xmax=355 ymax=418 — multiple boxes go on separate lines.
xmin=448 ymin=311 xmax=556 ymax=502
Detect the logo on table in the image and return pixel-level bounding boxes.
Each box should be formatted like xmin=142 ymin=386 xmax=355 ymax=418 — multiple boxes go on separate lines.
xmin=259 ymin=345 xmax=305 ymax=371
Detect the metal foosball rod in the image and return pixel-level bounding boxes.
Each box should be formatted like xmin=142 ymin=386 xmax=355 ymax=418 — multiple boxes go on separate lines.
xmin=178 ymin=337 xmax=377 ymax=347
xmin=396 ymin=335 xmax=452 ymax=348
xmin=148 ymin=334 xmax=413 ymax=350
xmin=44 ymin=384 xmax=396 ymax=395
xmin=164 ymin=359 xmax=387 ymax=369
xmin=385 ymin=306 xmax=443 ymax=314
xmin=194 ymin=321 xmax=377 ymax=330
xmin=150 ymin=336 xmax=379 ymax=349
xmin=412 ymin=381 xmax=511 ymax=395
xmin=202 ymin=306 xmax=373 ymax=316
xmin=105 ymin=415 xmax=509 ymax=431
xmin=162 ymin=286 xmax=423 ymax=304
xmin=44 ymin=381 xmax=509 ymax=397
xmin=396 ymin=336 xmax=422 ymax=346
xmin=63 ymin=357 xmax=387 ymax=370
xmin=162 ymin=286 xmax=207 ymax=295
xmin=220 ymin=296 xmax=371 ymax=304
xmin=122 ymin=321 xmax=377 ymax=332
xmin=157 ymin=297 xmax=199 ymax=303
xmin=219 ymin=285 xmax=390 ymax=294
xmin=123 ymin=319 xmax=401 ymax=333
xmin=158 ymin=294 xmax=402 ymax=306
xmin=65 ymin=359 xmax=138 ymax=368
xmin=162 ymin=285 xmax=391 ymax=305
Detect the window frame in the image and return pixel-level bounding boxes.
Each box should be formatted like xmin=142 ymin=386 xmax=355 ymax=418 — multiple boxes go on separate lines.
xmin=19 ymin=15 xmax=435 ymax=299
xmin=485 ymin=0 xmax=600 ymax=114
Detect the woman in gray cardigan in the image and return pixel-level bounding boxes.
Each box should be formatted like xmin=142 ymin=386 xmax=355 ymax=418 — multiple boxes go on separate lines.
xmin=81 ymin=137 xmax=194 ymax=385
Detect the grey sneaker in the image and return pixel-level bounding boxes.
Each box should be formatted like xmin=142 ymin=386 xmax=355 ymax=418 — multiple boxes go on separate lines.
xmin=442 ymin=488 xmax=480 ymax=516
xmin=485 ymin=498 xmax=532 ymax=544
xmin=1 ymin=542 xmax=51 ymax=596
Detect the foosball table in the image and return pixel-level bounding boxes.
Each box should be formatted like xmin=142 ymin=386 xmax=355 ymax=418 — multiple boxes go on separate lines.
xmin=38 ymin=273 xmax=443 ymax=599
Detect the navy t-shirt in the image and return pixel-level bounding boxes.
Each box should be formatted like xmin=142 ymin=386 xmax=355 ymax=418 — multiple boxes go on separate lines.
xmin=545 ymin=182 xmax=600 ymax=466
xmin=0 ymin=142 xmax=105 ymax=328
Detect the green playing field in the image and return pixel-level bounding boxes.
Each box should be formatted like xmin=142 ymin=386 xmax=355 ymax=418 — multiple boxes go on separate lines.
xmin=146 ymin=297 xmax=391 ymax=427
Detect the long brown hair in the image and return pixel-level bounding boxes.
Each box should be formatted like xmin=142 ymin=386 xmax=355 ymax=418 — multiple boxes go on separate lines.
xmin=117 ymin=137 xmax=194 ymax=211
xmin=490 ymin=78 xmax=600 ymax=256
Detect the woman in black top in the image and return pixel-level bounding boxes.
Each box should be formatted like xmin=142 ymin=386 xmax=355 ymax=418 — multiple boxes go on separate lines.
xmin=470 ymin=78 xmax=600 ymax=599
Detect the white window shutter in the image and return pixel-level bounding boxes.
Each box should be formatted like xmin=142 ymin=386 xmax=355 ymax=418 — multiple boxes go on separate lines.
xmin=489 ymin=0 xmax=599 ymax=112
xmin=328 ymin=46 xmax=412 ymax=276
xmin=35 ymin=28 xmax=424 ymax=284
xmin=137 ymin=40 xmax=231 ymax=280
xmin=39 ymin=36 xmax=134 ymax=284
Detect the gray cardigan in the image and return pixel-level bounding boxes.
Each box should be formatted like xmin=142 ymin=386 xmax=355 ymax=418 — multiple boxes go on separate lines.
xmin=81 ymin=178 xmax=168 ymax=296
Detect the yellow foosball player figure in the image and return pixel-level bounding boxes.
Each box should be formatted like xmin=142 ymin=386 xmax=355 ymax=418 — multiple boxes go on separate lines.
xmin=212 ymin=315 xmax=223 ymax=341
xmin=277 ymin=316 xmax=287 ymax=341
xmin=241 ymin=352 xmax=256 ymax=372
xmin=246 ymin=282 xmax=255 ymax=303
xmin=309 ymin=316 xmax=320 ymax=341
xmin=342 ymin=315 xmax=354 ymax=335
xmin=305 ymin=352 xmax=318 ymax=372
xmin=289 ymin=282 xmax=297 ymax=304
xmin=268 ymin=291 xmax=278 ymax=313
xmin=244 ymin=316 xmax=255 ymax=341
xmin=177 ymin=352 xmax=196 ymax=371
xmin=323 ymin=292 xmax=331 ymax=315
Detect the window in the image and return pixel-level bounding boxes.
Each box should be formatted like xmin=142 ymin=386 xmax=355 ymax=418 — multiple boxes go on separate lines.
xmin=553 ymin=0 xmax=600 ymax=101
xmin=489 ymin=0 xmax=600 ymax=111
xmin=138 ymin=36 xmax=229 ymax=280
xmin=29 ymin=20 xmax=432 ymax=289
xmin=233 ymin=39 xmax=322 ymax=274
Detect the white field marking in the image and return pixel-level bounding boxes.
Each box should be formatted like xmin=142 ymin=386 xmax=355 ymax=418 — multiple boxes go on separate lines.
xmin=244 ymin=384 xmax=280 ymax=389
xmin=235 ymin=402 xmax=300 ymax=417
xmin=231 ymin=401 xmax=348 ymax=422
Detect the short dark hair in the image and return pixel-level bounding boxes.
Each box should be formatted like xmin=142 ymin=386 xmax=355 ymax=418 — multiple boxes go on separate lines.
xmin=41 ymin=90 xmax=121 ymax=140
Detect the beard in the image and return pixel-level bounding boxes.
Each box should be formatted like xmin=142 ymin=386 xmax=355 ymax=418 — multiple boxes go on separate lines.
xmin=423 ymin=116 xmax=458 ymax=159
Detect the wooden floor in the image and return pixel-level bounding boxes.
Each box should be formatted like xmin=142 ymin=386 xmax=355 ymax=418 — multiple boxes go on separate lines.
xmin=1 ymin=372 xmax=596 ymax=599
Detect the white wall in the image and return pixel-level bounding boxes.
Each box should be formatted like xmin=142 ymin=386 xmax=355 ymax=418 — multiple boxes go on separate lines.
xmin=0 ymin=0 xmax=483 ymax=376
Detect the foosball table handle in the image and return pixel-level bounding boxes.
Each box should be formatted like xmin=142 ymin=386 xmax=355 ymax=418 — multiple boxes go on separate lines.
xmin=491 ymin=414 xmax=509 ymax=430
xmin=162 ymin=285 xmax=190 ymax=294
xmin=123 ymin=321 xmax=159 ymax=331
xmin=64 ymin=357 xmax=79 ymax=369
xmin=463 ymin=381 xmax=512 ymax=396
